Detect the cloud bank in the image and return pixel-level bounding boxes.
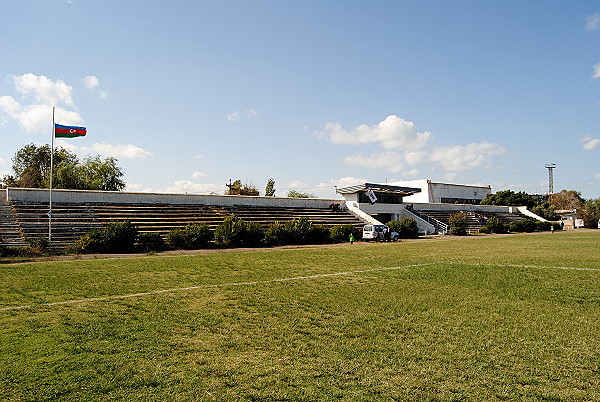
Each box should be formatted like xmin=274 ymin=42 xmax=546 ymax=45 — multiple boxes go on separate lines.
xmin=0 ymin=73 xmax=83 ymax=132
xmin=318 ymin=115 xmax=505 ymax=175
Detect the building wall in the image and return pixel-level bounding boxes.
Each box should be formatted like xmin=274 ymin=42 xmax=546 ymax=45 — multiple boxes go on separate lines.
xmin=390 ymin=179 xmax=491 ymax=204
xmin=6 ymin=188 xmax=344 ymax=209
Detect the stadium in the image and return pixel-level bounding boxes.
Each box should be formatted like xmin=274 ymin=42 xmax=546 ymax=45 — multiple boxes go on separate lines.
xmin=1 ymin=180 xmax=544 ymax=247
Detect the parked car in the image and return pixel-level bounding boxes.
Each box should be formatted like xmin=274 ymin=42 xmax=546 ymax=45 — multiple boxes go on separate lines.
xmin=362 ymin=224 xmax=399 ymax=241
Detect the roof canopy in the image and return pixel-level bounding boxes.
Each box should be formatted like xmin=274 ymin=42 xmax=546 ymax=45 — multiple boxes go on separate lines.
xmin=336 ymin=182 xmax=422 ymax=195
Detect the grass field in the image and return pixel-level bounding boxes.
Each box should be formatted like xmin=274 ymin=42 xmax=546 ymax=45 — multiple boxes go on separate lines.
xmin=1 ymin=230 xmax=599 ymax=401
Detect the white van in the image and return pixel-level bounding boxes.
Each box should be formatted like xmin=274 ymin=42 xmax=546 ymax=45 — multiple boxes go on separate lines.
xmin=362 ymin=224 xmax=398 ymax=241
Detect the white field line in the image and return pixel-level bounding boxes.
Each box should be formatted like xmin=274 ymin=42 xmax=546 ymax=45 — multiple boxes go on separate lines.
xmin=447 ymin=262 xmax=600 ymax=272
xmin=0 ymin=262 xmax=436 ymax=312
xmin=2 ymin=261 xmax=598 ymax=313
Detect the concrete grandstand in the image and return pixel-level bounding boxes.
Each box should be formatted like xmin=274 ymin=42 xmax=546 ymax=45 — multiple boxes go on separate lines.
xmin=1 ymin=182 xmax=543 ymax=246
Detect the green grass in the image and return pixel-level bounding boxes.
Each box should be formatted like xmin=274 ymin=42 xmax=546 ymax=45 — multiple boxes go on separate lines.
xmin=1 ymin=231 xmax=599 ymax=400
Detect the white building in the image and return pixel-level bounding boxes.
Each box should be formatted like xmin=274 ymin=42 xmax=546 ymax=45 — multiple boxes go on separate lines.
xmin=389 ymin=179 xmax=491 ymax=204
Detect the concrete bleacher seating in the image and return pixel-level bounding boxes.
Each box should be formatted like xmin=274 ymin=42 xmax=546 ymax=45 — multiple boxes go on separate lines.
xmin=415 ymin=209 xmax=530 ymax=233
xmin=8 ymin=201 xmax=365 ymax=245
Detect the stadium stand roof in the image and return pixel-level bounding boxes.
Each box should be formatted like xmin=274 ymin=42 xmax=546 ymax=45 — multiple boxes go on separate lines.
xmin=335 ymin=183 xmax=422 ymax=195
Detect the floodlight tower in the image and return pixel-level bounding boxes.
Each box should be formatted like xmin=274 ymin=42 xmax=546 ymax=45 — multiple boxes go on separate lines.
xmin=545 ymin=163 xmax=556 ymax=195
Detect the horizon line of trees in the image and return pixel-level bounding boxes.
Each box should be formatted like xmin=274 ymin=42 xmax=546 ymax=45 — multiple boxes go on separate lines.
xmin=480 ymin=189 xmax=600 ymax=228
xmin=1 ymin=143 xmax=125 ymax=191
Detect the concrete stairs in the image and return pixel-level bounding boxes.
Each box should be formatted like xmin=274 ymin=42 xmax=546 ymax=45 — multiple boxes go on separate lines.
xmin=0 ymin=200 xmax=26 ymax=246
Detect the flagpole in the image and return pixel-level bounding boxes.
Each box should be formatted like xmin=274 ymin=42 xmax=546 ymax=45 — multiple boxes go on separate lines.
xmin=49 ymin=106 xmax=55 ymax=243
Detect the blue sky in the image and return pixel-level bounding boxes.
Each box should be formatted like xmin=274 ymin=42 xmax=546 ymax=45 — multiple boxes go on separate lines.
xmin=1 ymin=0 xmax=599 ymax=199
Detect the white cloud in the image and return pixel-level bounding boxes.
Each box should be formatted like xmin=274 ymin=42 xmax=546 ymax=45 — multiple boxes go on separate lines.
xmin=87 ymin=143 xmax=152 ymax=159
xmin=61 ymin=142 xmax=152 ymax=159
xmin=83 ymin=76 xmax=100 ymax=89
xmin=580 ymin=135 xmax=600 ymax=150
xmin=194 ymin=154 xmax=205 ymax=159
xmin=586 ymin=13 xmax=600 ymax=30
xmin=442 ymin=173 xmax=458 ymax=182
xmin=0 ymin=74 xmax=84 ymax=132
xmin=428 ymin=142 xmax=506 ymax=171
xmin=161 ymin=180 xmax=225 ymax=194
xmin=593 ymin=62 xmax=600 ymax=79
xmin=127 ymin=180 xmax=225 ymax=194
xmin=287 ymin=179 xmax=310 ymax=189
xmin=343 ymin=151 xmax=405 ymax=173
xmin=596 ymin=172 xmax=600 ymax=179
xmin=191 ymin=171 xmax=207 ymax=179
xmin=13 ymin=73 xmax=74 ymax=106
xmin=0 ymin=99 xmax=83 ymax=133
xmin=227 ymin=108 xmax=258 ymax=122
xmin=318 ymin=115 xmax=432 ymax=150
xmin=320 ymin=115 xmax=505 ymax=174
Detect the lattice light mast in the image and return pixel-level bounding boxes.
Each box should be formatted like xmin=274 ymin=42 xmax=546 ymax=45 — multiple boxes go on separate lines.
xmin=545 ymin=163 xmax=556 ymax=194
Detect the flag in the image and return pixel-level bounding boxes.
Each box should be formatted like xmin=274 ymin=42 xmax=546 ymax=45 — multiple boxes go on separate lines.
xmin=55 ymin=124 xmax=87 ymax=138
xmin=366 ymin=189 xmax=377 ymax=204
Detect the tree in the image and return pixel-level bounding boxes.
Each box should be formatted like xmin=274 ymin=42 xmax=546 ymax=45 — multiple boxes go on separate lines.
xmin=582 ymin=198 xmax=600 ymax=228
xmin=548 ymin=190 xmax=585 ymax=211
xmin=225 ymin=179 xmax=259 ymax=196
xmin=287 ymin=189 xmax=316 ymax=198
xmin=448 ymin=213 xmax=468 ymax=235
xmin=480 ymin=190 xmax=539 ymax=208
xmin=265 ymin=178 xmax=276 ymax=197
xmin=1 ymin=143 xmax=125 ymax=191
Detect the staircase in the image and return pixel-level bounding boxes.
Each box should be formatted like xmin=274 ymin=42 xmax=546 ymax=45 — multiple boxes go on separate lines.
xmin=0 ymin=201 xmax=25 ymax=246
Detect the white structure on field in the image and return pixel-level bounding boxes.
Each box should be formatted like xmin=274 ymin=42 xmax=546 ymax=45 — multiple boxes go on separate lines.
xmin=389 ymin=179 xmax=491 ymax=205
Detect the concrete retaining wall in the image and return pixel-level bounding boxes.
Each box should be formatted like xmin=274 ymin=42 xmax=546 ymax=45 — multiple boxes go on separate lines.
xmin=5 ymin=188 xmax=344 ymax=209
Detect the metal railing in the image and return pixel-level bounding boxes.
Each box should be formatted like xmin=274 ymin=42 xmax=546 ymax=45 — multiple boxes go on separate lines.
xmin=406 ymin=207 xmax=449 ymax=234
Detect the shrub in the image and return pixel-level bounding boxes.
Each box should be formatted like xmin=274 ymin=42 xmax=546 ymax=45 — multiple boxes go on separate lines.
xmin=137 ymin=232 xmax=165 ymax=253
xmin=387 ymin=218 xmax=419 ymax=239
xmin=214 ymin=215 xmax=264 ymax=248
xmin=265 ymin=218 xmax=331 ymax=246
xmin=0 ymin=245 xmax=28 ymax=258
xmin=165 ymin=228 xmax=186 ymax=249
xmin=166 ymin=223 xmax=212 ymax=249
xmin=265 ymin=222 xmax=291 ymax=246
xmin=25 ymin=237 xmax=50 ymax=255
xmin=508 ymin=219 xmax=538 ymax=233
xmin=330 ymin=224 xmax=358 ymax=243
xmin=74 ymin=220 xmax=139 ymax=253
xmin=485 ymin=217 xmax=507 ymax=234
xmin=536 ymin=221 xmax=562 ymax=232
xmin=449 ymin=213 xmax=468 ymax=236
xmin=508 ymin=220 xmax=525 ymax=233
xmin=312 ymin=225 xmax=332 ymax=244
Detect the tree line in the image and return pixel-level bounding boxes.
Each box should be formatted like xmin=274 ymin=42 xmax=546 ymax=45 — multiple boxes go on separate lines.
xmin=1 ymin=144 xmax=125 ymax=191
xmin=480 ymin=189 xmax=600 ymax=229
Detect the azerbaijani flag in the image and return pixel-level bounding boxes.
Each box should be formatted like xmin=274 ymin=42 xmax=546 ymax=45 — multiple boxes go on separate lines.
xmin=55 ymin=124 xmax=87 ymax=138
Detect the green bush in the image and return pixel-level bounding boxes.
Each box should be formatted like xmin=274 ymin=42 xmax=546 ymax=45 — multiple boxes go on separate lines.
xmin=265 ymin=222 xmax=291 ymax=246
xmin=484 ymin=217 xmax=507 ymax=234
xmin=0 ymin=245 xmax=28 ymax=258
xmin=330 ymin=224 xmax=358 ymax=243
xmin=265 ymin=218 xmax=331 ymax=246
xmin=165 ymin=228 xmax=186 ymax=249
xmin=312 ymin=225 xmax=333 ymax=244
xmin=449 ymin=213 xmax=468 ymax=236
xmin=214 ymin=215 xmax=264 ymax=248
xmin=74 ymin=220 xmax=139 ymax=253
xmin=137 ymin=232 xmax=165 ymax=253
xmin=25 ymin=237 xmax=50 ymax=255
xmin=509 ymin=219 xmax=537 ymax=233
xmin=508 ymin=220 xmax=525 ymax=233
xmin=166 ymin=223 xmax=212 ymax=249
xmin=387 ymin=218 xmax=419 ymax=239
xmin=535 ymin=221 xmax=562 ymax=232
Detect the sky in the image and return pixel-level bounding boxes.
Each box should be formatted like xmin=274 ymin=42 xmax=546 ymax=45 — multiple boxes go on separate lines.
xmin=1 ymin=0 xmax=599 ymax=200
